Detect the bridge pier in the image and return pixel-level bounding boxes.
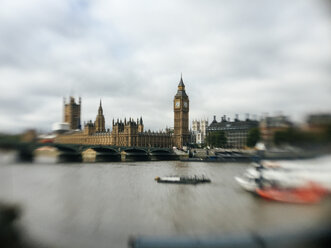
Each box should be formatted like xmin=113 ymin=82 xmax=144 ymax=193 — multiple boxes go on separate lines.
xmin=82 ymin=148 xmax=121 ymax=162
xmin=121 ymin=151 xmax=150 ymax=162
xmin=16 ymin=144 xmax=34 ymax=162
xmin=17 ymin=149 xmax=34 ymax=162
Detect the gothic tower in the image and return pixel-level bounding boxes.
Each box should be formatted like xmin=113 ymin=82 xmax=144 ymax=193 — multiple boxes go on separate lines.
xmin=138 ymin=117 xmax=144 ymax=133
xmin=95 ymin=100 xmax=106 ymax=132
xmin=64 ymin=96 xmax=81 ymax=130
xmin=173 ymin=75 xmax=190 ymax=148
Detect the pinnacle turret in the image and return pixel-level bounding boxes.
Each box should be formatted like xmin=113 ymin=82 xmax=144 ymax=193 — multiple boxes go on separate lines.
xmin=98 ymin=99 xmax=103 ymax=115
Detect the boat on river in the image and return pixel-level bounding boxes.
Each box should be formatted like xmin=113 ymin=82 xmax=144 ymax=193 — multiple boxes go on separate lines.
xmin=236 ymin=174 xmax=329 ymax=204
xmin=235 ymin=176 xmax=258 ymax=192
xmin=256 ymin=182 xmax=328 ymax=204
xmin=236 ymin=159 xmax=331 ymax=204
xmin=245 ymin=165 xmax=331 ymax=190
xmin=155 ymin=175 xmax=211 ymax=184
xmin=235 ymin=174 xmax=279 ymax=192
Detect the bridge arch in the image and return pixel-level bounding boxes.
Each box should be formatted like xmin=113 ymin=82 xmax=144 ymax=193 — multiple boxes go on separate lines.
xmin=150 ymin=149 xmax=172 ymax=154
xmin=54 ymin=146 xmax=78 ymax=153
xmin=123 ymin=148 xmax=148 ymax=154
xmin=33 ymin=144 xmax=82 ymax=162
xmin=122 ymin=148 xmax=149 ymax=161
xmin=82 ymin=146 xmax=121 ymax=162
xmin=82 ymin=146 xmax=119 ymax=154
xmin=149 ymin=149 xmax=177 ymax=161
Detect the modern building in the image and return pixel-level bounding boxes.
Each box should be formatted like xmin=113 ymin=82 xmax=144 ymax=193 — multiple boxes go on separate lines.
xmin=55 ymin=76 xmax=190 ymax=148
xmin=192 ymin=119 xmax=208 ymax=144
xmin=206 ymin=115 xmax=259 ymax=149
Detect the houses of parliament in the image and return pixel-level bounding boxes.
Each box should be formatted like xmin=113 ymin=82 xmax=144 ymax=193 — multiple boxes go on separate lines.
xmin=55 ymin=77 xmax=190 ymax=148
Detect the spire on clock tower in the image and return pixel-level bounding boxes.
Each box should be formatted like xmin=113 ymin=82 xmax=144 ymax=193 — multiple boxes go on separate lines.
xmin=179 ymin=73 xmax=184 ymax=87
xmin=176 ymin=74 xmax=188 ymax=97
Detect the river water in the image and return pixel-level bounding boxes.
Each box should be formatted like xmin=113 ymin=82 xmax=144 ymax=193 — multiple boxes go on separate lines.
xmin=0 ymin=153 xmax=330 ymax=248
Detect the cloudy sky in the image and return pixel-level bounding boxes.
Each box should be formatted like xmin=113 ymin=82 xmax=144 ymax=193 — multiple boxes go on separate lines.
xmin=0 ymin=0 xmax=330 ymax=133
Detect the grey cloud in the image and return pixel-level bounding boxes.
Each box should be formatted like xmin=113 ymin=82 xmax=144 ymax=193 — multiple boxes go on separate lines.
xmin=0 ymin=0 xmax=330 ymax=133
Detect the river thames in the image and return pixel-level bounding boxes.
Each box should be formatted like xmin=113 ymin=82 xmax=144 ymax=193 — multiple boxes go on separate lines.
xmin=0 ymin=153 xmax=330 ymax=247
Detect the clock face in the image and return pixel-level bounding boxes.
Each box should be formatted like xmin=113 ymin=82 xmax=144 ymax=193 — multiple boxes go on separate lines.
xmin=184 ymin=101 xmax=188 ymax=108
xmin=175 ymin=101 xmax=180 ymax=108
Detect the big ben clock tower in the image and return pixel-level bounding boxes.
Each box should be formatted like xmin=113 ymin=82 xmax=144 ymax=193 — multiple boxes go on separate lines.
xmin=174 ymin=75 xmax=190 ymax=148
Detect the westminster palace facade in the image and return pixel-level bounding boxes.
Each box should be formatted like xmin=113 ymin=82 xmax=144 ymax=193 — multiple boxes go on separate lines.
xmin=55 ymin=77 xmax=190 ymax=148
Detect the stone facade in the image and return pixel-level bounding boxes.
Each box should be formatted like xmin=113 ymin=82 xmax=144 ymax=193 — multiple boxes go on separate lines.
xmin=64 ymin=97 xmax=81 ymax=130
xmin=56 ymin=78 xmax=189 ymax=148
xmin=95 ymin=100 xmax=106 ymax=132
xmin=56 ymin=117 xmax=173 ymax=148
xmin=192 ymin=119 xmax=208 ymax=144
xmin=173 ymin=76 xmax=190 ymax=148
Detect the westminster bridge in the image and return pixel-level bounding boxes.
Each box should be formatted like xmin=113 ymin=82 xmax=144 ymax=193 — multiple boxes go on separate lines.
xmin=14 ymin=142 xmax=179 ymax=162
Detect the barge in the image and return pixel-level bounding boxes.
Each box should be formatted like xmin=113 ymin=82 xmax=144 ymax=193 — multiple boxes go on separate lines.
xmin=155 ymin=176 xmax=211 ymax=184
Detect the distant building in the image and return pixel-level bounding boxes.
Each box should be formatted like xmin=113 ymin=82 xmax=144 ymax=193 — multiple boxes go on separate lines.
xmin=57 ymin=100 xmax=173 ymax=148
xmin=64 ymin=96 xmax=81 ymax=130
xmin=55 ymin=76 xmax=190 ymax=148
xmin=173 ymin=75 xmax=190 ymax=148
xmin=192 ymin=119 xmax=208 ymax=144
xmin=21 ymin=129 xmax=37 ymax=143
xmin=95 ymin=100 xmax=106 ymax=132
xmin=206 ymin=115 xmax=259 ymax=149
xmin=259 ymin=115 xmax=293 ymax=145
xmin=305 ymin=113 xmax=331 ymax=133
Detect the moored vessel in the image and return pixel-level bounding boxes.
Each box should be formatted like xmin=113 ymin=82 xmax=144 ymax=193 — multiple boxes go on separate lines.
xmin=155 ymin=175 xmax=211 ymax=184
